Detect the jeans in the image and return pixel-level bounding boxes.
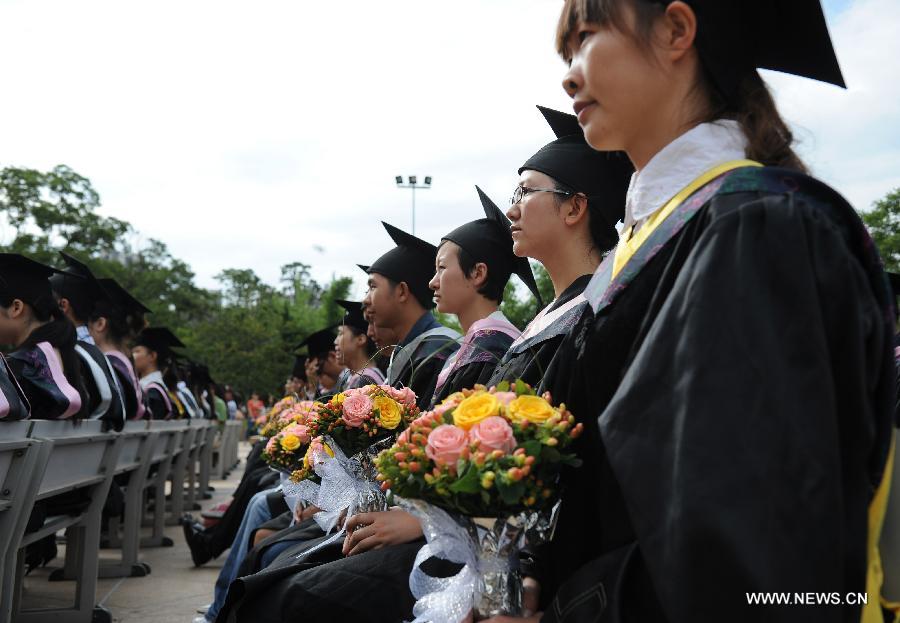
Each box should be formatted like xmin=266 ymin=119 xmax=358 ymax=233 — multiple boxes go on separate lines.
xmin=206 ymin=488 xmax=277 ymax=621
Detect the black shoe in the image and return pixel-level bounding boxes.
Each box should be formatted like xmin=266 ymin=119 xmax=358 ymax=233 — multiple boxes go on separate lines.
xmin=181 ymin=520 xmax=212 ymax=567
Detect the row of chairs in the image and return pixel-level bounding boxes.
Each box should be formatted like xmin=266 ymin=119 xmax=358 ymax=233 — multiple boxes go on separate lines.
xmin=0 ymin=417 xmax=241 ymax=623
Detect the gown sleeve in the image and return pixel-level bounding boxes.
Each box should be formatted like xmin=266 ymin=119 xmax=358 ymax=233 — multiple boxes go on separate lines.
xmin=595 ymin=192 xmax=893 ymax=622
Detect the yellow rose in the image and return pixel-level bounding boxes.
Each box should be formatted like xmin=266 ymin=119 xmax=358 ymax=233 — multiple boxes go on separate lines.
xmin=333 ymin=393 xmax=346 ymax=406
xmin=374 ymin=396 xmax=402 ymax=430
xmin=453 ymin=392 xmax=500 ymax=430
xmin=280 ymin=433 xmax=301 ymax=452
xmin=507 ymin=395 xmax=555 ymax=425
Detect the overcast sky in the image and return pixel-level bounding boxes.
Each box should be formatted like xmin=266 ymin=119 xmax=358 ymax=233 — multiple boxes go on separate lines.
xmin=1 ymin=0 xmax=898 ymax=299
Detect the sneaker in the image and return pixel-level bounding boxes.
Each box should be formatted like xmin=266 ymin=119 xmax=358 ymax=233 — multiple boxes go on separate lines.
xmin=196 ymin=604 xmax=210 ymax=615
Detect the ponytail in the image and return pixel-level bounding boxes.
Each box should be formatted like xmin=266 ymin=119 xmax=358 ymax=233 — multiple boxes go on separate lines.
xmin=705 ymin=70 xmax=807 ymax=173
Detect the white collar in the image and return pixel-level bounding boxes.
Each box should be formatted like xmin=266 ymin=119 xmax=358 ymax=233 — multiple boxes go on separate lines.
xmin=623 ymin=120 xmax=747 ymax=232
xmin=76 ymin=325 xmax=95 ymax=345
xmin=139 ymin=370 xmax=164 ymax=389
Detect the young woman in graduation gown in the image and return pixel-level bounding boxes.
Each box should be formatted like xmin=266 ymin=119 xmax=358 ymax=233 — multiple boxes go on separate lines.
xmin=494 ymin=2 xmax=897 ymax=622
xmin=0 ymin=254 xmax=89 ymax=420
xmin=332 ymin=300 xmax=386 ymax=390
xmin=132 ymin=327 xmax=183 ymax=420
xmin=485 ymin=106 xmax=632 ymax=389
xmin=88 ymin=278 xmax=149 ymax=420
xmin=428 ymin=186 xmax=535 ymax=405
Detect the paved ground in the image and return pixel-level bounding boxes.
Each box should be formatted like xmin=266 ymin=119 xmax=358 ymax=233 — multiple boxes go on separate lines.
xmin=20 ymin=442 xmax=248 ymax=623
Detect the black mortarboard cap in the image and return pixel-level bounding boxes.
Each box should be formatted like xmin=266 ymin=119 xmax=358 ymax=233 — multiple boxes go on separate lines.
xmin=97 ymin=278 xmax=151 ymax=315
xmin=292 ymin=355 xmax=308 ymax=381
xmin=0 ymin=254 xmax=62 ymax=311
xmin=520 ymin=106 xmax=633 ymax=242
xmin=357 ymin=264 xmax=371 ymax=274
xmin=49 ymin=251 xmax=106 ymax=318
xmin=645 ymin=0 xmax=845 ymax=105
xmin=296 ymin=327 xmax=338 ymax=358
xmin=134 ymin=326 xmax=185 ymax=359
xmin=368 ymin=222 xmax=438 ymax=309
xmin=335 ymin=300 xmax=369 ymax=333
xmin=441 ymin=187 xmax=542 ymax=306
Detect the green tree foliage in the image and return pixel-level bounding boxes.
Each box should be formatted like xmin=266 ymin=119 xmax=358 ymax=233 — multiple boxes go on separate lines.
xmin=500 ymin=262 xmax=553 ymax=330
xmin=861 ymin=188 xmax=900 ymax=273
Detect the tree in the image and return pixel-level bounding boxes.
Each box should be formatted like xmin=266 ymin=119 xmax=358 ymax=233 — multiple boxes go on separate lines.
xmin=0 ymin=164 xmax=130 ymax=260
xmin=860 ymin=188 xmax=900 ymax=273
xmin=500 ymin=262 xmax=553 ymax=330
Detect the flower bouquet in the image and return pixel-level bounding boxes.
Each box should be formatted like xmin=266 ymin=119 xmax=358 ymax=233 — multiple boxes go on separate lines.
xmin=283 ymin=385 xmax=419 ymax=533
xmin=260 ymin=400 xmax=320 ymax=472
xmin=289 ymin=385 xmax=419 ymax=484
xmin=375 ymin=381 xmax=582 ymax=622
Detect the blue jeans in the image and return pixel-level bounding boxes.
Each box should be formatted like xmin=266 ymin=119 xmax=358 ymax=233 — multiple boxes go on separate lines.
xmin=206 ymin=488 xmax=277 ymax=621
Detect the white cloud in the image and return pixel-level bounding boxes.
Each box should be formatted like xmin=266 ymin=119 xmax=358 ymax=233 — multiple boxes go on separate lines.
xmin=0 ymin=0 xmax=897 ymax=296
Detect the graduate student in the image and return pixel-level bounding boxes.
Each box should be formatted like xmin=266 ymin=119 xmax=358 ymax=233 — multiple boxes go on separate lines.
xmin=50 ymin=252 xmax=125 ymax=429
xmin=0 ymin=254 xmax=88 ymax=419
xmin=428 ymin=186 xmax=537 ymax=404
xmin=296 ymin=327 xmax=342 ymax=399
xmin=500 ymin=1 xmax=897 ymax=622
xmin=88 ymin=277 xmax=149 ymax=420
xmin=486 ymin=105 xmax=633 ymax=388
xmin=363 ymin=222 xmax=460 ymax=409
xmin=133 ymin=326 xmax=183 ymax=420
xmin=333 ymin=299 xmax=386 ymax=389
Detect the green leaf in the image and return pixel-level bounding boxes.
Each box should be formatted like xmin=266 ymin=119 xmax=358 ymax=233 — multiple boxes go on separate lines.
xmin=540 ymin=446 xmax=561 ymax=463
xmin=514 ymin=379 xmax=529 ymax=396
xmin=495 ymin=380 xmax=510 ymax=393
xmin=495 ymin=477 xmax=526 ymax=506
xmin=449 ymin=463 xmax=481 ymax=494
xmin=523 ymin=440 xmax=542 ymax=458
xmin=443 ymin=409 xmax=455 ymax=425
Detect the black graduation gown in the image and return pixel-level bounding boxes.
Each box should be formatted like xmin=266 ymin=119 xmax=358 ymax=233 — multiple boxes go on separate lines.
xmin=144 ymin=386 xmax=170 ymax=420
xmin=76 ymin=340 xmax=125 ymax=431
xmin=431 ymin=328 xmax=516 ymax=406
xmin=486 ymin=275 xmax=592 ymax=388
xmin=534 ymin=167 xmax=895 ymax=623
xmin=388 ymin=321 xmax=460 ymax=410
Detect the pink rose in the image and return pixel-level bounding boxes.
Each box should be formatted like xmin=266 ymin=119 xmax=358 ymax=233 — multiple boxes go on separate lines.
xmin=425 ymin=425 xmax=468 ymax=466
xmin=342 ymin=392 xmax=373 ymax=427
xmin=265 ymin=436 xmax=277 ymax=453
xmin=469 ymin=416 xmax=516 ymax=455
xmin=283 ymin=423 xmax=311 ymax=445
xmin=395 ymin=387 xmax=417 ymax=408
xmin=493 ymin=391 xmax=517 ymax=406
xmin=433 ymin=402 xmax=455 ymax=417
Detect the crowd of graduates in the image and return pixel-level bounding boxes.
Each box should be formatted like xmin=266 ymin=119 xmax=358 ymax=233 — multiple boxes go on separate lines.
xmin=4 ymin=0 xmax=900 ymax=621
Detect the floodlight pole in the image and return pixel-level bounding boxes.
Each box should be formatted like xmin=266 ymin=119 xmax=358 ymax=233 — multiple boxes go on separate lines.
xmin=395 ymin=176 xmax=432 ymax=236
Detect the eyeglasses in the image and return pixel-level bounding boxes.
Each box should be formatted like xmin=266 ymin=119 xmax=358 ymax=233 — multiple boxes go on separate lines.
xmin=509 ymin=186 xmax=574 ymax=206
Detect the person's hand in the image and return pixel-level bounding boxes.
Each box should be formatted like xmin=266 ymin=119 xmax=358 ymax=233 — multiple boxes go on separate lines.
xmin=293 ymin=503 xmax=319 ymax=523
xmin=305 ymin=358 xmax=320 ymax=384
xmin=342 ymin=508 xmax=424 ymax=556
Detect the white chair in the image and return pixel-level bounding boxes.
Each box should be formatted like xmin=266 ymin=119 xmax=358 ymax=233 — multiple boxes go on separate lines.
xmin=0 ymin=423 xmax=45 ymax=623
xmin=7 ymin=420 xmax=122 ymax=623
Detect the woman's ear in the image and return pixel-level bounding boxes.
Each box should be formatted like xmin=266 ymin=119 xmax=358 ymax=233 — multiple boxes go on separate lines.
xmin=659 ymin=1 xmax=697 ymax=63
xmin=468 ymin=262 xmax=489 ymax=290
xmin=563 ymin=194 xmax=590 ymax=227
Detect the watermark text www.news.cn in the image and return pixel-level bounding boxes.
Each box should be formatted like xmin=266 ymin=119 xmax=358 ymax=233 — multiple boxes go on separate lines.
xmin=746 ymin=592 xmax=868 ymax=606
